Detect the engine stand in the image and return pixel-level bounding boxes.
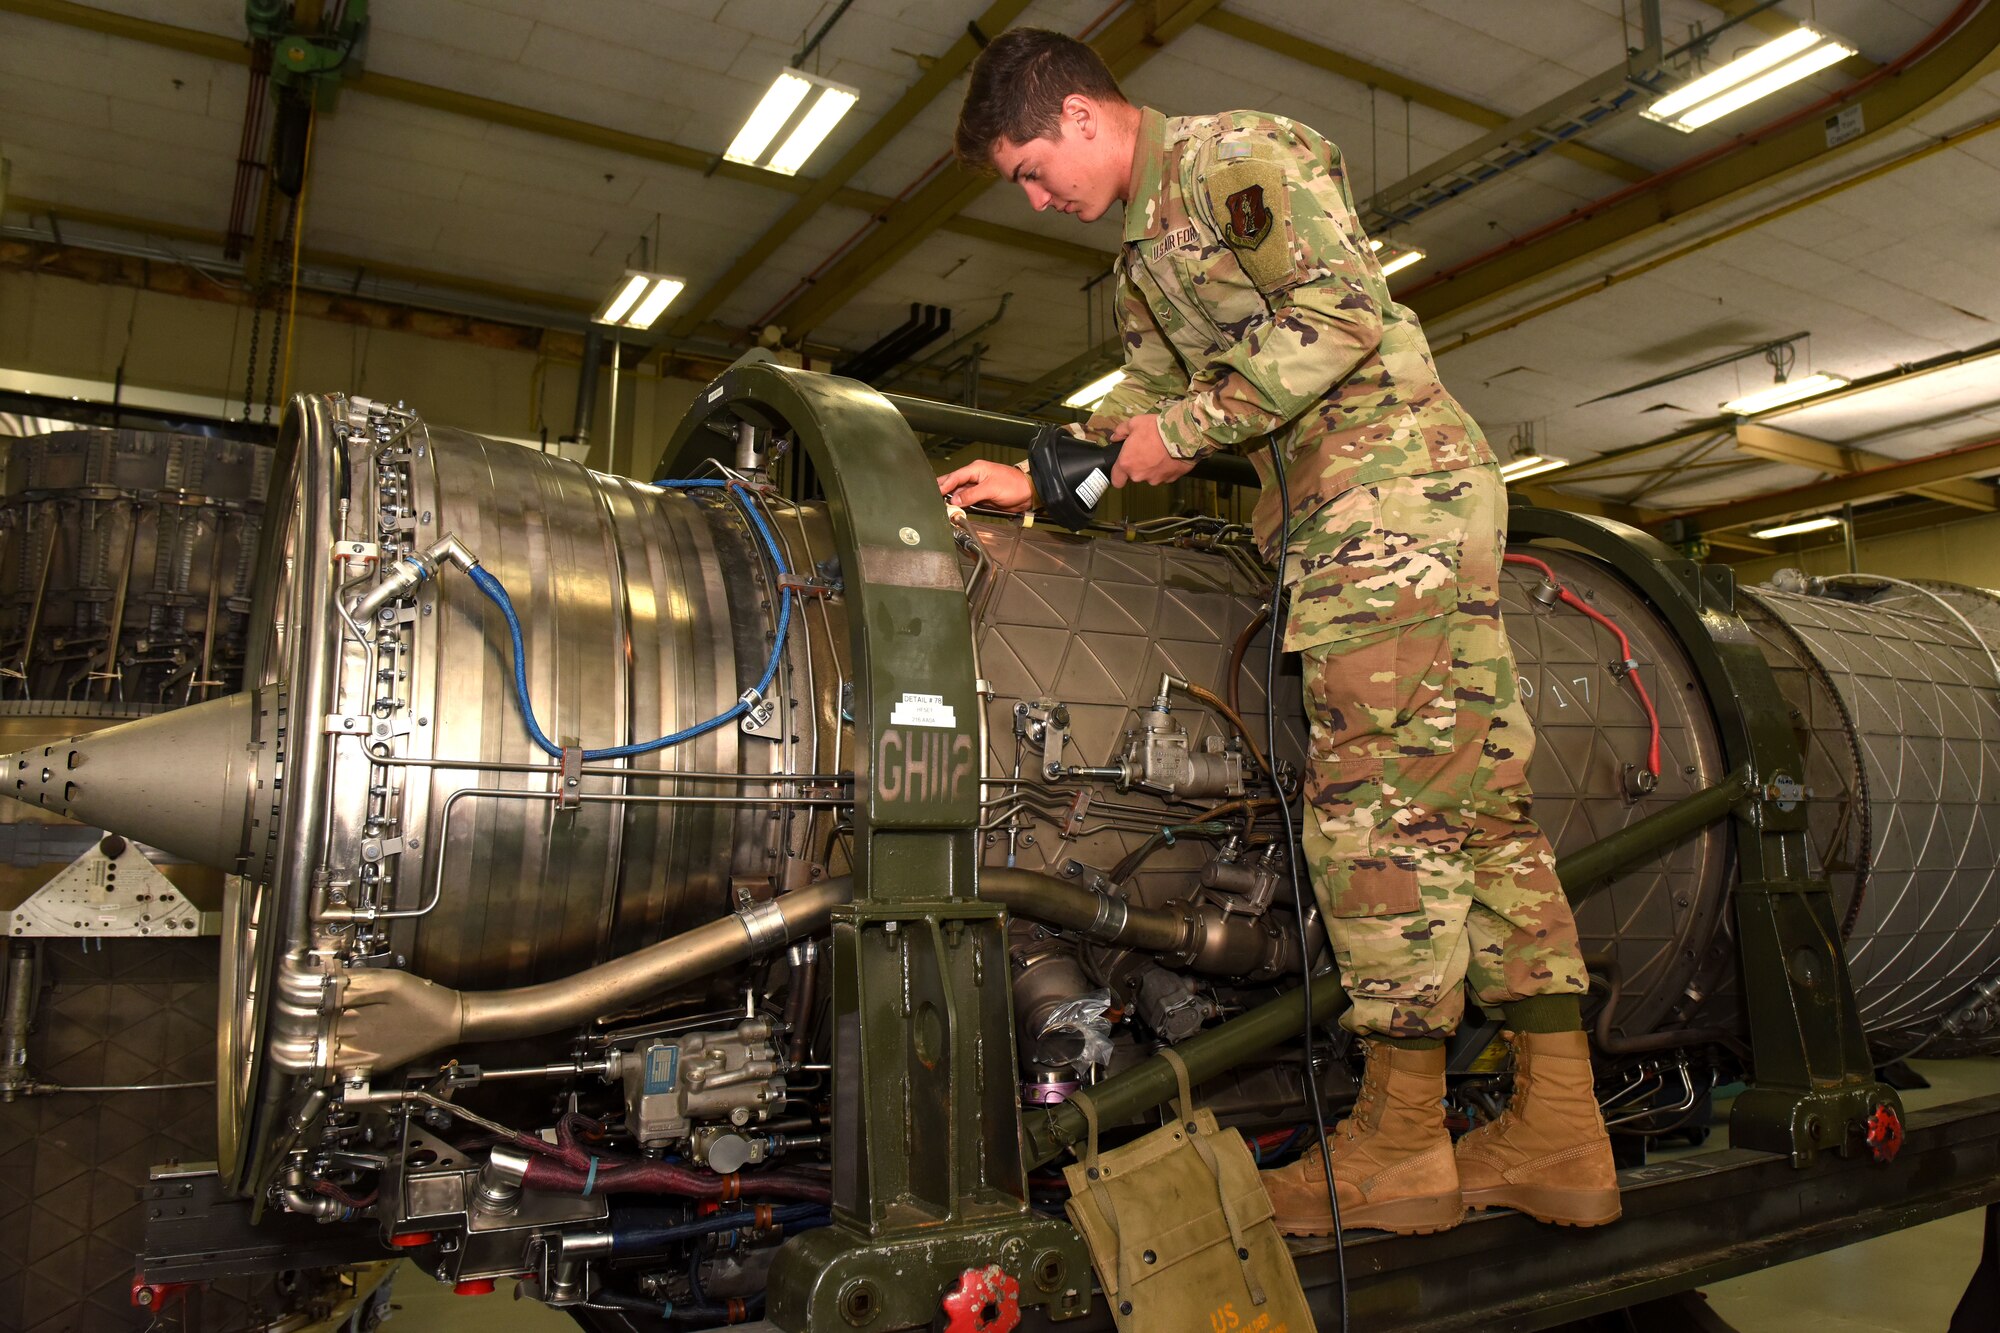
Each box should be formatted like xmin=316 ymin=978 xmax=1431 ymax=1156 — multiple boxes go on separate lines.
xmin=665 ymin=359 xmax=1093 ymax=1331
xmin=1511 ymin=507 xmax=1900 ymax=1167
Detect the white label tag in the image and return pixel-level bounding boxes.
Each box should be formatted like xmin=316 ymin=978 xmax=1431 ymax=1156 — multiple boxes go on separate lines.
xmin=889 ymin=692 xmax=957 ymax=728
xmin=1824 ymin=105 xmax=1864 ymax=147
xmin=1077 ymin=467 xmax=1109 ymax=509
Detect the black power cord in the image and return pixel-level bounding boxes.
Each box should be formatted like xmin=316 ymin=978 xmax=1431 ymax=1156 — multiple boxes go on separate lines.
xmin=1261 ymin=442 xmax=1348 ymax=1332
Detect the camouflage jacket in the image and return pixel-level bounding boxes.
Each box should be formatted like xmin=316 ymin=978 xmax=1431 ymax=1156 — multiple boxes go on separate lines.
xmin=1089 ymin=107 xmax=1495 ymax=558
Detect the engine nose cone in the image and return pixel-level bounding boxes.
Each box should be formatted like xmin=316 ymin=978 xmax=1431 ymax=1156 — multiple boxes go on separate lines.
xmin=0 ymin=689 xmax=264 ymax=873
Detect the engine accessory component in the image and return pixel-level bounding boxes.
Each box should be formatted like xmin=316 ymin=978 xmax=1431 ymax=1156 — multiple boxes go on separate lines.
xmin=1116 ymin=681 xmax=1247 ymax=800
xmin=616 ymin=1017 xmax=785 ymax=1151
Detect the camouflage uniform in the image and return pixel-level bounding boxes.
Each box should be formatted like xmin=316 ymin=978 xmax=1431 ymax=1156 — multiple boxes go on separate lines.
xmin=1090 ymin=108 xmax=1586 ymax=1037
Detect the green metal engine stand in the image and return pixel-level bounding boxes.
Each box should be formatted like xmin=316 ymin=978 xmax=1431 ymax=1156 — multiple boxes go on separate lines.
xmin=663 ymin=360 xmax=1090 ymax=1331
xmin=1509 ymin=506 xmax=1900 ymax=1164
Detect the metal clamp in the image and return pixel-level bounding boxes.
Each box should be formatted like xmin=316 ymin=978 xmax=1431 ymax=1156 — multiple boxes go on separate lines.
xmin=332 ymin=540 xmax=383 ymax=566
xmin=739 ymin=688 xmax=776 ymax=733
xmin=777 ymin=573 xmax=840 ymax=599
xmin=558 ymin=747 xmax=583 ymax=811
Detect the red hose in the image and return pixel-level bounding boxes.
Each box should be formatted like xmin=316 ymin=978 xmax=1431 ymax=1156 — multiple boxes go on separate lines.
xmin=496 ymin=1112 xmax=833 ymax=1204
xmin=1503 ymin=554 xmax=1662 ymax=780
xmin=519 ymin=1155 xmax=832 ymax=1204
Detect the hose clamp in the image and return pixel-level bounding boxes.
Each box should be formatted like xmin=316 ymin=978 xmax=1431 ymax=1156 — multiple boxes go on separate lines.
xmin=1088 ymin=894 xmax=1129 ymax=943
xmin=558 ymin=746 xmax=584 ymax=810
xmin=739 ymin=687 xmax=776 ymax=733
xmin=739 ymin=898 xmax=789 ymax=950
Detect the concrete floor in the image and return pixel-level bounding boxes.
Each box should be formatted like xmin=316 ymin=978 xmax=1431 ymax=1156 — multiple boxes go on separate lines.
xmin=373 ymin=1057 xmax=2000 ymax=1331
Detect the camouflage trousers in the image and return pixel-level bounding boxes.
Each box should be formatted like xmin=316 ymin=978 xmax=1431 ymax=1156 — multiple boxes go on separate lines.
xmin=1283 ymin=463 xmax=1586 ymax=1038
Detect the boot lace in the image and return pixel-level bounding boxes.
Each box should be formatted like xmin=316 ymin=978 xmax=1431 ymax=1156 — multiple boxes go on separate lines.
xmin=1484 ymin=1035 xmax=1532 ymax=1135
xmin=1334 ymin=1044 xmax=1389 ymax=1142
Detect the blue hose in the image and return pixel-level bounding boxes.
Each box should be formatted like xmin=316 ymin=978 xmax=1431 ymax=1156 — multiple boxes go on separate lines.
xmin=464 ymin=480 xmax=793 ymax=762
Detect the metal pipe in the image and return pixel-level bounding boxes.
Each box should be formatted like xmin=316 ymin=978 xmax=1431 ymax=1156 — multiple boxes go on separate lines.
xmin=332 ymin=863 xmax=1308 ymax=1071
xmin=1023 ymin=975 xmax=1348 ymax=1167
xmin=1 ymin=942 xmax=35 ymax=1102
xmin=367 ymin=751 xmax=852 ymax=784
xmin=196 ymin=515 xmax=226 ymax=702
xmin=332 ymin=878 xmax=855 ymax=1071
xmin=16 ymin=516 xmax=60 ymax=690
xmin=97 ymin=506 xmax=140 ymax=699
xmin=984 ymin=867 xmax=1306 ymax=979
xmin=783 ymin=939 xmax=819 ymax=1068
xmin=980 ymin=866 xmax=1182 ymax=954
xmin=1559 ymin=767 xmax=1752 ymax=903
xmin=572 ymin=324 xmax=604 ymax=448
xmin=607 ymin=338 xmax=621 ymax=475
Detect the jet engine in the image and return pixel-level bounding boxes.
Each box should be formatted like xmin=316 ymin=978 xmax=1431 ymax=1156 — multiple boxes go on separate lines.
xmin=6 ymin=362 xmax=1997 ymax=1330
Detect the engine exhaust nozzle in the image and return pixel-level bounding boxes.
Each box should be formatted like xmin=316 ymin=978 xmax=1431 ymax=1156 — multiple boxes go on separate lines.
xmin=0 ymin=689 xmax=267 ymax=875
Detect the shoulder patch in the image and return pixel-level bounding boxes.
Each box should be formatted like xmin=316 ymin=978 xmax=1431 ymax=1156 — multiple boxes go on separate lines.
xmin=1217 ymin=140 xmax=1252 ymax=160
xmin=1204 ymin=158 xmax=1291 ymax=290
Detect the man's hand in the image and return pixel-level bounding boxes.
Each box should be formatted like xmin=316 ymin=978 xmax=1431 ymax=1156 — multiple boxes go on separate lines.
xmin=1110 ymin=414 xmax=1197 ymax=487
xmin=937 ymin=458 xmax=1035 ymax=512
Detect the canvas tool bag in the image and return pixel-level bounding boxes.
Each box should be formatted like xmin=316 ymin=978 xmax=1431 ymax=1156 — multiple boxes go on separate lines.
xmin=1061 ymin=1049 xmax=1314 ymax=1333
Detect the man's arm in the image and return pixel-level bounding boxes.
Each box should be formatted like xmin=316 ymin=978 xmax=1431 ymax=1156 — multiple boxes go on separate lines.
xmin=1152 ymin=125 xmax=1388 ymax=462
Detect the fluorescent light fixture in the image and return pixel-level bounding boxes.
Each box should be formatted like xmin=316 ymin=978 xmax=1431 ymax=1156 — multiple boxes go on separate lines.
xmin=769 ymin=85 xmax=859 ymax=174
xmin=1378 ymin=247 xmax=1426 ymax=278
xmin=1644 ymin=26 xmax=1855 ymax=132
xmin=726 ymin=69 xmax=858 ymax=174
xmin=726 ymin=71 xmax=812 ymax=165
xmin=1499 ymin=454 xmax=1570 ymax=483
xmin=1751 ymin=514 xmax=1844 ymax=539
xmin=1063 ymin=369 xmax=1126 ymax=410
xmin=594 ymin=270 xmax=686 ymax=330
xmin=597 ymin=273 xmax=650 ymax=326
xmin=626 ymin=276 xmax=687 ymax=330
xmin=1722 ymin=371 xmax=1848 ymax=415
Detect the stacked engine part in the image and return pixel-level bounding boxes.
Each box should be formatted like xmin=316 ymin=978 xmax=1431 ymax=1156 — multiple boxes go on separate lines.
xmin=0 ymin=428 xmax=268 ymax=704
xmin=3 ymin=376 xmax=1996 ymax=1330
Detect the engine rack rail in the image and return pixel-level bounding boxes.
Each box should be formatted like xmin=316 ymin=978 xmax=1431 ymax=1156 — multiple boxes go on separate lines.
xmin=134 ymin=1092 xmax=2000 ymax=1326
xmin=1012 ymin=1091 xmax=2000 ymax=1332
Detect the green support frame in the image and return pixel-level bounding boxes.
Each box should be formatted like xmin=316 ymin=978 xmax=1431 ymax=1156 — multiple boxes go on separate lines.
xmin=1508 ymin=504 xmax=1899 ymax=1164
xmin=661 ymin=359 xmax=1091 ymax=1332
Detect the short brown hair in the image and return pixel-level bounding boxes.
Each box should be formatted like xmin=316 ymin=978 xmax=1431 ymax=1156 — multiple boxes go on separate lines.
xmin=954 ymin=29 xmax=1127 ymax=170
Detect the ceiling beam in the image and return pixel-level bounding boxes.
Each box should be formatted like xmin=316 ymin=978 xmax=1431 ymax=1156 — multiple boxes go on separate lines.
xmin=1198 ymin=11 xmax=1650 ymax=185
xmin=667 ymin=0 xmax=1035 ymax=340
xmin=1671 ymin=433 xmax=2000 ymax=533
xmin=1735 ymin=422 xmax=1999 ymax=512
xmin=9 ymin=192 xmax=598 ymax=318
xmin=0 ymin=0 xmax=1110 ymax=274
xmin=764 ymin=0 xmax=1225 ymax=339
xmin=1401 ymin=0 xmax=2000 ymax=327
xmin=2 ymin=235 xmax=558 ymax=353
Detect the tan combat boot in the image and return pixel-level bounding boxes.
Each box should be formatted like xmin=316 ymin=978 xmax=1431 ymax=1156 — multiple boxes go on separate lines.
xmin=1260 ymin=1042 xmax=1464 ymax=1236
xmin=1455 ymin=1029 xmax=1621 ymax=1226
